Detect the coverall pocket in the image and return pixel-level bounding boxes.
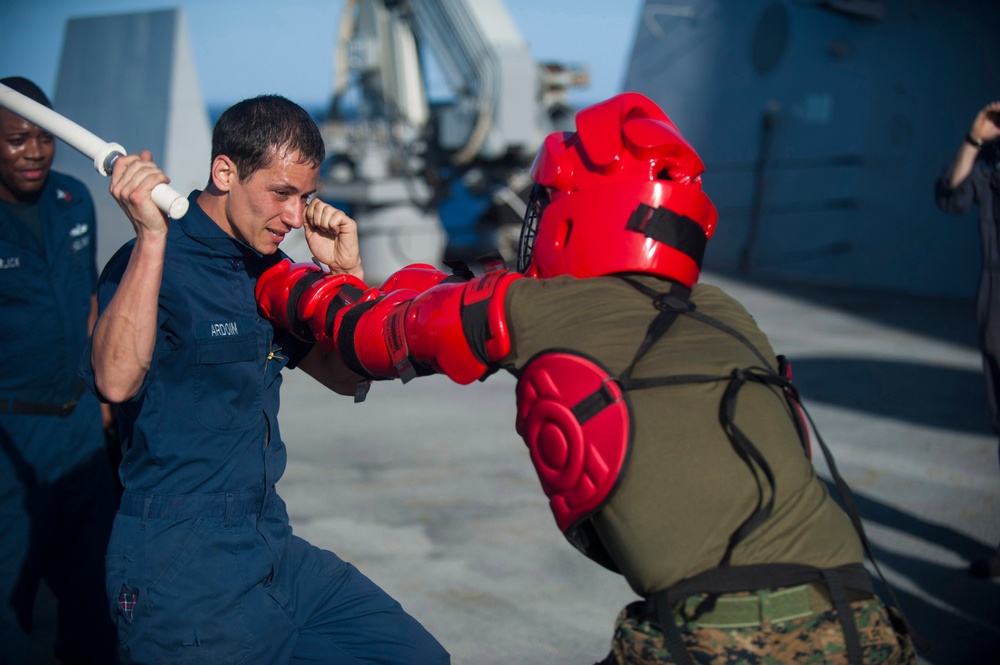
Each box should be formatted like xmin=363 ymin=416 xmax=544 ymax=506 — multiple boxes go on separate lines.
xmin=105 ymin=553 xmax=138 ymax=655
xmin=194 ymin=332 xmax=258 ymax=432
xmin=119 ymin=517 xmax=263 ymax=662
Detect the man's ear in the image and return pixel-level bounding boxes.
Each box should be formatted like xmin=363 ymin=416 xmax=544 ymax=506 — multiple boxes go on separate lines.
xmin=210 ymin=155 xmax=237 ymax=192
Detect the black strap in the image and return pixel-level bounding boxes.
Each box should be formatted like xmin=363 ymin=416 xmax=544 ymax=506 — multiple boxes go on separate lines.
xmin=0 ymin=380 xmax=86 ymax=417
xmin=442 ymin=259 xmax=476 ymax=281
xmin=777 ymin=354 xmax=811 ymax=455
xmin=716 ymin=369 xmax=779 ymax=565
xmin=571 ymin=382 xmax=620 ymax=425
xmin=825 ymin=568 xmax=864 ymax=665
xmin=615 ymin=277 xmax=784 ymax=561
xmin=662 ymin=562 xmax=873 ymax=601
xmin=614 ymin=278 xmax=691 ymax=387
xmin=287 ymin=269 xmax=325 ymax=342
xmin=654 ymin=599 xmax=697 ymax=665
xmin=798 ymin=398 xmax=929 ymax=653
xmin=681 ymin=307 xmax=776 ymax=369
xmin=616 ymin=276 xmax=775 ymax=378
xmin=625 ymin=203 xmax=708 ymax=268
xmin=325 ymin=284 xmax=365 ymax=338
xmin=335 ymin=299 xmax=380 ymax=380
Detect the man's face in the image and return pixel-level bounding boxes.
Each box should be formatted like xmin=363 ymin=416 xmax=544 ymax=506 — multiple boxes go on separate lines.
xmin=0 ymin=108 xmax=55 ymax=203
xmin=221 ymin=148 xmax=319 ymax=255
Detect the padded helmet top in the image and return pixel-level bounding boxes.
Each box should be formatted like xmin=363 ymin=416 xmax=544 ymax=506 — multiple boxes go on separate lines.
xmin=518 ymin=92 xmax=717 ymax=286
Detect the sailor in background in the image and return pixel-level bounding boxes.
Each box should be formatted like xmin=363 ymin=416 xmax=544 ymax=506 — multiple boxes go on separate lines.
xmin=936 ymin=100 xmax=1000 ymax=579
xmin=0 ymin=76 xmax=119 ymax=664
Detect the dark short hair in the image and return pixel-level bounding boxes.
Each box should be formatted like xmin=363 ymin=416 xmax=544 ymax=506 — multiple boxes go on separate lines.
xmin=212 ymin=95 xmax=325 ymax=182
xmin=0 ymin=76 xmax=52 ymax=109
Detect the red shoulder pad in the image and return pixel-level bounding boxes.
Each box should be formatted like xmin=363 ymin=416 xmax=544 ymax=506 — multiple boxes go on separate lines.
xmin=515 ymin=351 xmax=632 ymax=533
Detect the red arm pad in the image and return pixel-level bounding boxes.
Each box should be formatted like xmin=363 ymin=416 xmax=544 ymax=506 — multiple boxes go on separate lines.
xmin=378 ymin=264 xmax=462 ymax=293
xmin=320 ymin=263 xmax=469 ymax=378
xmin=331 ymin=289 xmax=421 ymax=378
xmin=255 ymin=258 xmax=372 ymax=345
xmin=255 ymin=259 xmax=325 ymax=338
xmin=340 ymin=270 xmax=522 ymax=384
xmin=297 ymin=273 xmax=378 ymax=350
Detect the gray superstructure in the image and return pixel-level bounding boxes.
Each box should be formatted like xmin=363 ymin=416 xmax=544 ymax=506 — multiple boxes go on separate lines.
xmin=624 ymin=0 xmax=1000 ymax=299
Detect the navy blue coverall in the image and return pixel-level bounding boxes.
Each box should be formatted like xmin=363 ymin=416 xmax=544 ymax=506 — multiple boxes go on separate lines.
xmin=0 ymin=171 xmax=119 ymax=663
xmin=82 ymin=191 xmax=448 ymax=664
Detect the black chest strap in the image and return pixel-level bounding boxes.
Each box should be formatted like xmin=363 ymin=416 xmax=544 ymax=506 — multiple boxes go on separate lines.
xmin=618 ymin=277 xmax=785 ymax=565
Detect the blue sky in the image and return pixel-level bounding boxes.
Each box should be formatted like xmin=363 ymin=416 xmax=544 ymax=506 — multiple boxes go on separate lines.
xmin=1 ymin=0 xmax=644 ymax=109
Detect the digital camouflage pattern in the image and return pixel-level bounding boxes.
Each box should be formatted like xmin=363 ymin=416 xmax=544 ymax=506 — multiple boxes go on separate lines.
xmin=604 ymin=597 xmax=917 ymax=665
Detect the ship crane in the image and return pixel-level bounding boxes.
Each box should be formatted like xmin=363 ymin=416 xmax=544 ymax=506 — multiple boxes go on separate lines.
xmin=318 ymin=0 xmax=587 ymax=280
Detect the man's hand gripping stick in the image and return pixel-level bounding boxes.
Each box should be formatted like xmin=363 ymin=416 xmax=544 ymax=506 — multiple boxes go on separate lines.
xmin=0 ymin=83 xmax=188 ymax=219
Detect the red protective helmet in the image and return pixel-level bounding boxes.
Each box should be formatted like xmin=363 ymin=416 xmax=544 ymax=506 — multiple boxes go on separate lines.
xmin=517 ymin=92 xmax=718 ymax=286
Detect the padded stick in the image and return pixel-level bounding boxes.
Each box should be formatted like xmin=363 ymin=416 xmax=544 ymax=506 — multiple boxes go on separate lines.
xmin=0 ymin=82 xmax=189 ymax=219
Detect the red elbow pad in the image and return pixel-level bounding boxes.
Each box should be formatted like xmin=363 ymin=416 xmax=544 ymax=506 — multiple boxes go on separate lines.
xmin=332 ymin=289 xmax=413 ymax=378
xmin=256 ymin=259 xmax=326 ymax=339
xmin=325 ymin=267 xmax=521 ymax=384
xmin=255 ymin=258 xmax=376 ymax=349
xmin=297 ymin=273 xmax=376 ymax=351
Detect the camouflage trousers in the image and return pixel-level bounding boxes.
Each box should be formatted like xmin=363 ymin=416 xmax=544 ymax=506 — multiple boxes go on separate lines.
xmin=603 ymin=593 xmax=917 ymax=665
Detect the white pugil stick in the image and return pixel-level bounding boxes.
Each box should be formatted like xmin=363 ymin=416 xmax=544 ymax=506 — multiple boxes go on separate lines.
xmin=0 ymin=83 xmax=189 ymax=219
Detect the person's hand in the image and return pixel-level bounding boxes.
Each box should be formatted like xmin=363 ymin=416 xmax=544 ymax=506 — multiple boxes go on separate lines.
xmin=109 ymin=150 xmax=170 ymax=239
xmin=970 ymin=101 xmax=1000 ymax=144
xmin=304 ymin=199 xmax=364 ymax=279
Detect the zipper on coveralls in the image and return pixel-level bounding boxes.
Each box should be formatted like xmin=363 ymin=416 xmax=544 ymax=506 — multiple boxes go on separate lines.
xmin=262 ymin=346 xmax=285 ymax=449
